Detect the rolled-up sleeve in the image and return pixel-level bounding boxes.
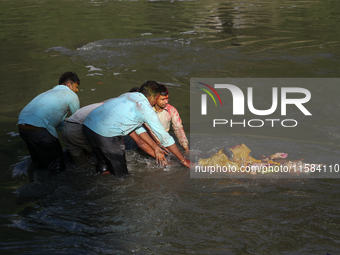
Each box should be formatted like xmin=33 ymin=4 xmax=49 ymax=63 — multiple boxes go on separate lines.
xmin=135 ymin=125 xmax=146 ymax=135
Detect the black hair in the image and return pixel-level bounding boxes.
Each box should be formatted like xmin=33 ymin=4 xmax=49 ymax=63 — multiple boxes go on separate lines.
xmin=158 ymin=84 xmax=168 ymax=96
xmin=139 ymin=81 xmax=160 ymax=98
xmin=129 ymin=87 xmax=140 ymax=92
xmin=59 ymin=72 xmax=80 ymax=86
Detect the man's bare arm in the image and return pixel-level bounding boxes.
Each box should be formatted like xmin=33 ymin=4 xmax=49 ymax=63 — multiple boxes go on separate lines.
xmin=129 ymin=131 xmax=155 ymax=157
xmin=166 ymin=143 xmax=191 ymax=168
xmin=129 ymin=131 xmax=167 ymax=166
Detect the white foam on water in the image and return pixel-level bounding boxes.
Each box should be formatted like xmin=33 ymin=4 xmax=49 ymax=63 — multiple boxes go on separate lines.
xmin=85 ymin=65 xmax=103 ymax=72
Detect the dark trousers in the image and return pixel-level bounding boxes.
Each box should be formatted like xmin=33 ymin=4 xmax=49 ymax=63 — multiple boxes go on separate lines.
xmin=83 ymin=125 xmax=129 ymax=178
xmin=18 ymin=124 xmax=65 ymax=172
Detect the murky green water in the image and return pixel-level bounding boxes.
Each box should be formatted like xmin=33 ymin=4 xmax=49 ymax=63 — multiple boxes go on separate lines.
xmin=1 ymin=0 xmax=340 ymax=254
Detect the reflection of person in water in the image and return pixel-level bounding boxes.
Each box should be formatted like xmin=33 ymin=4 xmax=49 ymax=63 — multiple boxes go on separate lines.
xmin=83 ymin=81 xmax=191 ymax=178
xmin=18 ymin=72 xmax=80 ymax=173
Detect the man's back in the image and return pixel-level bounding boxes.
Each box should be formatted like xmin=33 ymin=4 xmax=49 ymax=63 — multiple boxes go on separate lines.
xmin=18 ymin=85 xmax=79 ymax=137
xmin=83 ymin=92 xmax=150 ymax=137
xmin=67 ymin=102 xmax=103 ymax=124
xmin=83 ymin=92 xmax=174 ymax=147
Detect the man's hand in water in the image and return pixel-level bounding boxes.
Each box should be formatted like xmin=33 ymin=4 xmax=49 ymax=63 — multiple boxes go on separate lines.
xmin=181 ymin=158 xmax=192 ymax=168
xmin=155 ymin=147 xmax=168 ymax=166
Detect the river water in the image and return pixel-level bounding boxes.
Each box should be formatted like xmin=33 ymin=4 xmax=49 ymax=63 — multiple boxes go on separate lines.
xmin=1 ymin=0 xmax=340 ymax=254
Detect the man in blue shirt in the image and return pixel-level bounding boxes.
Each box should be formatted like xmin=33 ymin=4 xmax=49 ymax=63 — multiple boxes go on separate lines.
xmin=83 ymin=81 xmax=191 ymax=178
xmin=62 ymin=102 xmax=169 ymax=167
xmin=18 ymin=72 xmax=80 ymax=173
